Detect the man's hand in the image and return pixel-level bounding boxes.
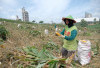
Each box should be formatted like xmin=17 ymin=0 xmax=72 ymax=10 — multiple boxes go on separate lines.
xmin=60 ymin=35 xmax=65 ymax=38
xmin=55 ymin=32 xmax=61 ymax=36
xmin=55 ymin=32 xmax=65 ymax=38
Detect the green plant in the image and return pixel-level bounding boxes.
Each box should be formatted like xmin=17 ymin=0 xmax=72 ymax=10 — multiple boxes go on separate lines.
xmin=91 ymin=43 xmax=99 ymax=56
xmin=0 ymin=38 xmax=4 ymax=45
xmin=0 ymin=25 xmax=8 ymax=40
xmin=43 ymin=41 xmax=59 ymax=52
xmin=29 ymin=30 xmax=41 ymax=36
xmin=83 ymin=32 xmax=91 ymax=36
xmin=19 ymin=26 xmax=25 ymax=29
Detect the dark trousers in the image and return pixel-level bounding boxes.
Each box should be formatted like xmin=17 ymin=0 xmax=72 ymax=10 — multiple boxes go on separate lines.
xmin=61 ymin=47 xmax=75 ymax=58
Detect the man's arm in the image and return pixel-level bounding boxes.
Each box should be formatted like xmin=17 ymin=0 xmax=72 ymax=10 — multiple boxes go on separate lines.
xmin=64 ymin=30 xmax=77 ymax=40
xmin=60 ymin=29 xmax=65 ymax=35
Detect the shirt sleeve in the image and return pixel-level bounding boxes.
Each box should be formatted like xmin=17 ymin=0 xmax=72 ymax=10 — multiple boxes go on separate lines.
xmin=64 ymin=30 xmax=77 ymax=40
xmin=60 ymin=28 xmax=65 ymax=35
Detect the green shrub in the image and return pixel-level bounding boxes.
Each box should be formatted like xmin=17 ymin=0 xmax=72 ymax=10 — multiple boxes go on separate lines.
xmin=0 ymin=25 xmax=8 ymax=40
xmin=39 ymin=21 xmax=44 ymax=24
xmin=29 ymin=30 xmax=41 ymax=36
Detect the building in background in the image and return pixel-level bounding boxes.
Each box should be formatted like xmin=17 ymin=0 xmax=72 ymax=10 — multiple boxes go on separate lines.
xmin=85 ymin=12 xmax=92 ymax=18
xmin=22 ymin=7 xmax=29 ymax=22
xmin=16 ymin=15 xmax=19 ymax=20
xmin=75 ymin=12 xmax=99 ymax=23
xmin=75 ymin=17 xmax=99 ymax=23
xmin=16 ymin=15 xmax=21 ymax=21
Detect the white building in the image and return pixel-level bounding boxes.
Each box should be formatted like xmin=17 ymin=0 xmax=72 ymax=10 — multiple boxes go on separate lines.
xmin=85 ymin=12 xmax=92 ymax=18
xmin=75 ymin=12 xmax=99 ymax=23
xmin=22 ymin=7 xmax=29 ymax=22
xmin=75 ymin=17 xmax=99 ymax=23
xmin=16 ymin=15 xmax=19 ymax=20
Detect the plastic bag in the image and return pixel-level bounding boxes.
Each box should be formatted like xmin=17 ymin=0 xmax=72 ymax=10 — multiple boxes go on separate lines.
xmin=44 ymin=29 xmax=48 ymax=35
xmin=55 ymin=28 xmax=58 ymax=32
xmin=17 ymin=24 xmax=21 ymax=28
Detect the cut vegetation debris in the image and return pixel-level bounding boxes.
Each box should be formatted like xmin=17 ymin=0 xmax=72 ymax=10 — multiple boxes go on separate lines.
xmin=17 ymin=46 xmax=66 ymax=68
xmin=43 ymin=41 xmax=59 ymax=52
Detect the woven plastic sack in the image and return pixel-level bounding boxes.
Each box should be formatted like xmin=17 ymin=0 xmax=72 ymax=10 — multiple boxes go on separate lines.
xmin=77 ymin=40 xmax=91 ymax=66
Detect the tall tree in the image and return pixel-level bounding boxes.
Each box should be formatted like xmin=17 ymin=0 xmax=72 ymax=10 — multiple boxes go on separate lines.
xmin=32 ymin=20 xmax=35 ymax=23
xmin=80 ymin=19 xmax=88 ymax=27
xmin=39 ymin=21 xmax=44 ymax=24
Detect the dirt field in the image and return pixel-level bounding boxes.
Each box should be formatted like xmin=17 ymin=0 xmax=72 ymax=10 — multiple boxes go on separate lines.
xmin=0 ymin=22 xmax=100 ymax=68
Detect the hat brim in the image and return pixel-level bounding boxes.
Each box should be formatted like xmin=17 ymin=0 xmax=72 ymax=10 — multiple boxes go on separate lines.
xmin=62 ymin=18 xmax=76 ymax=23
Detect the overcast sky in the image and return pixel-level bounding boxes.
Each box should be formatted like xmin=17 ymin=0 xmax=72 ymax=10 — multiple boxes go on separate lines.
xmin=0 ymin=0 xmax=100 ymax=23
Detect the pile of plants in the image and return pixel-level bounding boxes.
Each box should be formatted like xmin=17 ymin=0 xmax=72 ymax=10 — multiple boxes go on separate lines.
xmin=16 ymin=46 xmax=66 ymax=68
xmin=11 ymin=42 xmax=65 ymax=68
